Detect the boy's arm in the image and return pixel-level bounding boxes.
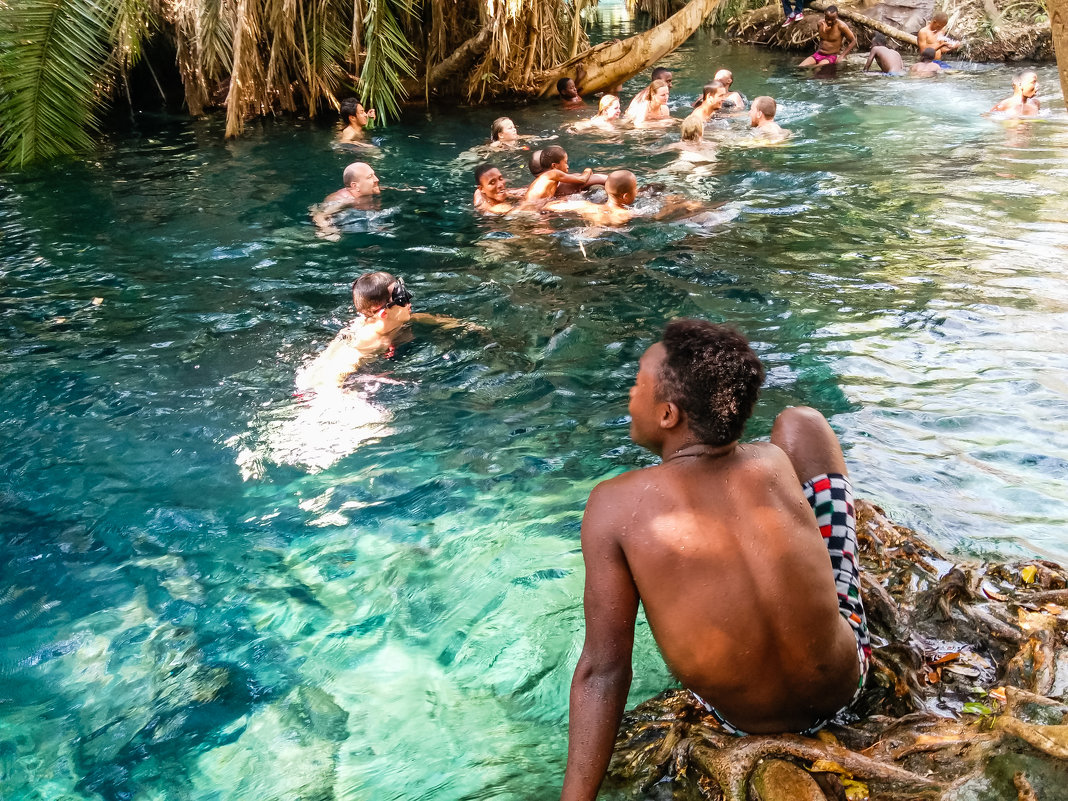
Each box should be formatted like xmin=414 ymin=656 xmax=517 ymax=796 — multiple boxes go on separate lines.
xmin=551 ymin=168 xmax=595 ymax=187
xmin=864 ymin=50 xmax=875 ymax=71
xmin=296 ymin=325 xmax=381 ymax=392
xmin=560 ymin=482 xmax=638 ymax=801
xmin=409 ymin=312 xmax=487 ymax=332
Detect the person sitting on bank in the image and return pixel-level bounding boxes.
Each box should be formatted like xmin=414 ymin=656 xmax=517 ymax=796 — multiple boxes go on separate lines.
xmin=917 ymin=11 xmax=961 ymax=62
xmin=557 ymin=77 xmax=585 ymax=108
xmin=625 ymin=66 xmax=673 ymax=118
xmin=558 ymin=319 xmax=871 ymax=801
xmin=626 ymin=79 xmax=673 ymax=127
xmin=780 ymin=0 xmax=804 ymax=27
xmin=910 ymin=48 xmax=943 ymax=77
xmin=573 ymin=95 xmax=622 ymax=132
xmin=748 ymin=96 xmax=789 ymax=142
xmin=548 ymin=169 xmax=638 ymax=227
xmin=990 ymin=70 xmax=1040 ymax=116
xmin=311 ymin=162 xmax=381 ymax=237
xmin=864 ymin=33 xmax=904 ymax=74
xmin=338 ymin=97 xmax=376 ymax=145
xmin=525 ymin=146 xmax=597 ymax=203
xmin=798 ymin=6 xmax=856 ymax=67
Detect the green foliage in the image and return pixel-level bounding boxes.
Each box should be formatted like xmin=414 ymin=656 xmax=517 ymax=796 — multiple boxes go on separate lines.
xmin=0 ymin=0 xmax=120 ymax=167
xmin=358 ymin=0 xmax=417 ymax=123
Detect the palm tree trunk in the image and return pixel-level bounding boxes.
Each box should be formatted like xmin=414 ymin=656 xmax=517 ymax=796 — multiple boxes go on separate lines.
xmin=1051 ymin=0 xmax=1068 ymax=110
xmin=537 ymin=0 xmax=722 ymax=97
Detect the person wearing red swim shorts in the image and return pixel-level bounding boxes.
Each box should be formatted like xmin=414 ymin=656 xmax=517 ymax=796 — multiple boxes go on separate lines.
xmin=798 ymin=6 xmax=856 ymax=68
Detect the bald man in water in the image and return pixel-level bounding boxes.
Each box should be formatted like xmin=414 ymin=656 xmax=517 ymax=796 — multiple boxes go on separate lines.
xmin=559 ymin=320 xmax=870 ymax=801
xmin=549 ymin=170 xmax=638 ymax=227
xmin=312 ymin=162 xmax=381 ymax=237
xmin=991 ymin=70 xmax=1040 ymax=116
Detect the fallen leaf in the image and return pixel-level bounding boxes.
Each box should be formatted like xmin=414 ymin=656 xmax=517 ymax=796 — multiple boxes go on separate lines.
xmin=929 ymin=652 xmax=961 ymax=666
xmin=91 ymin=297 xmax=103 ymax=306
xmin=843 ymin=777 xmax=870 ymax=801
xmin=989 ymin=687 xmax=1007 ymax=704
xmin=1021 ymin=565 xmax=1038 ymax=584
xmin=810 ymin=759 xmax=851 ymax=777
xmin=963 ymin=702 xmax=993 ymax=716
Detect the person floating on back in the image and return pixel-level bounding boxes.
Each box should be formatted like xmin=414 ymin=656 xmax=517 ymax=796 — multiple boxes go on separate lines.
xmin=917 ymin=11 xmax=961 ymax=63
xmin=338 ymin=97 xmax=376 ymax=145
xmin=798 ymin=6 xmax=856 ymax=67
xmin=990 ymin=70 xmax=1040 ymax=116
xmin=558 ymin=320 xmax=871 ymax=801
xmin=557 ymin=77 xmax=585 ymax=108
xmin=864 ymin=33 xmax=904 ymax=74
xmin=749 ymin=96 xmax=789 ymax=142
xmin=910 ymin=47 xmax=943 ymax=77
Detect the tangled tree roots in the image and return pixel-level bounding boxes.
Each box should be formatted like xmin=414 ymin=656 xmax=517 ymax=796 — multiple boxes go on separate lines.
xmin=605 ymin=499 xmax=1068 ymax=800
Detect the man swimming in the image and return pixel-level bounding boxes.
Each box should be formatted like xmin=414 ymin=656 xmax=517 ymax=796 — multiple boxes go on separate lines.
xmin=910 ymin=48 xmax=943 ymax=76
xmin=312 ymin=162 xmax=381 ymax=237
xmin=557 ymin=77 xmax=585 ymax=108
xmin=338 ymin=97 xmax=376 ymax=144
xmin=681 ymin=82 xmax=727 ymax=139
xmin=559 ymin=320 xmax=870 ymax=801
xmin=749 ymin=96 xmax=789 ymax=142
xmin=990 ymin=70 xmax=1040 ymax=116
xmin=798 ymin=6 xmax=856 ymax=67
xmin=712 ymin=69 xmax=746 ymax=110
xmin=548 ymin=169 xmax=638 ymax=227
xmin=917 ymin=12 xmax=961 ymax=62
xmin=864 ymin=33 xmax=904 ymax=73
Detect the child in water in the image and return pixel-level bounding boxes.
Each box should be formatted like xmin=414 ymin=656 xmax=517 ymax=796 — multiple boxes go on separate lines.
xmin=525 ymin=146 xmax=596 ymax=202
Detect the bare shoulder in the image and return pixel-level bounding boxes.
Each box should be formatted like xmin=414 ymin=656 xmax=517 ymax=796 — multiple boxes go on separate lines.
xmin=584 ymin=468 xmax=661 ymax=527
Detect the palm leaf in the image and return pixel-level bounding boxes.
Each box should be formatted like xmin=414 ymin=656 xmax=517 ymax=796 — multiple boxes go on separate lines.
xmin=358 ymin=0 xmax=416 ymax=122
xmin=0 ymin=0 xmax=120 ymax=167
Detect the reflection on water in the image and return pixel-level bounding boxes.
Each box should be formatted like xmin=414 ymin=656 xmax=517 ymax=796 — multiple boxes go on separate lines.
xmin=1 ymin=18 xmax=1068 ymax=801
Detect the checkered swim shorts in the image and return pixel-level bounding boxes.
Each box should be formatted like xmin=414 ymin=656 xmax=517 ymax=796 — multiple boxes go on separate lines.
xmin=693 ymin=472 xmax=871 ymax=736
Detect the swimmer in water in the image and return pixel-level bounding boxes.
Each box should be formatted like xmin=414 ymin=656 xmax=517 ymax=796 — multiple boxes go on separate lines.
xmin=489 ymin=117 xmax=521 ymax=149
xmin=573 ymin=95 xmax=622 ymax=132
xmin=917 ymin=11 xmax=961 ymax=62
xmin=312 ymin=161 xmax=381 ymax=238
xmin=682 ymin=82 xmax=728 ymax=135
xmin=296 ymin=272 xmax=480 ymax=393
xmin=990 ymin=70 xmax=1040 ymax=116
xmin=524 ymin=145 xmax=597 ymax=203
xmin=473 ymin=163 xmax=519 ymax=215
xmin=549 ymin=169 xmax=639 ymax=227
xmin=625 ymin=66 xmax=673 ymax=118
xmin=558 ymin=77 xmax=585 ymax=108
xmin=910 ymin=48 xmax=943 ymax=77
xmin=338 ymin=97 xmax=376 ymax=145
xmin=798 ymin=6 xmax=856 ymax=67
xmin=712 ymin=70 xmax=746 ymax=111
xmin=748 ymin=96 xmax=789 ymax=143
xmin=864 ymin=33 xmax=904 ymax=74
xmin=627 ymin=79 xmax=672 ymax=127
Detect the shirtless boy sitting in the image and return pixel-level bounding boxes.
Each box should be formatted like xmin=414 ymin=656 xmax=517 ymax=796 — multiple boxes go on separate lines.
xmin=338 ymin=97 xmax=376 ymax=144
xmin=799 ymin=6 xmax=856 ymax=67
xmin=910 ymin=48 xmax=943 ymax=76
xmin=990 ymin=70 xmax=1040 ymax=116
xmin=864 ymin=33 xmax=904 ymax=73
xmin=525 ymin=146 xmax=595 ymax=203
xmin=549 ymin=169 xmax=638 ymax=227
xmin=917 ymin=11 xmax=961 ymax=62
xmin=559 ymin=320 xmax=870 ymax=801
xmin=748 ymin=96 xmax=789 ymax=142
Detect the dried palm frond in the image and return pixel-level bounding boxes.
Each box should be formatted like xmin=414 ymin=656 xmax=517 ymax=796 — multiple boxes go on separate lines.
xmin=0 ymin=0 xmax=120 ymax=167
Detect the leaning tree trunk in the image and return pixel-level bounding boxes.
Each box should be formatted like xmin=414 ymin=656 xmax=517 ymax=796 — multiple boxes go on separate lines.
xmin=1051 ymin=0 xmax=1068 ymax=110
xmin=536 ymin=0 xmax=723 ymax=96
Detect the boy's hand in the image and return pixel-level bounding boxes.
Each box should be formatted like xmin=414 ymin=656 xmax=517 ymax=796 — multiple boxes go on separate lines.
xmin=581 ymin=167 xmax=593 ymax=184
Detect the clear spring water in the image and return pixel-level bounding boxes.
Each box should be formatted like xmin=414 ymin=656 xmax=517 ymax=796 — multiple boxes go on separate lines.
xmin=2 ymin=14 xmax=1067 ymax=801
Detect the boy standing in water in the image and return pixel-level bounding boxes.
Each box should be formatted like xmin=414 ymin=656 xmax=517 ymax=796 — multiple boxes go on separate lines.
xmin=798 ymin=6 xmax=856 ymax=67
xmin=991 ymin=71 xmax=1040 ymax=116
xmin=560 ymin=320 xmax=869 ymax=801
xmin=550 ymin=170 xmax=638 ymax=227
xmin=910 ymin=48 xmax=943 ymax=77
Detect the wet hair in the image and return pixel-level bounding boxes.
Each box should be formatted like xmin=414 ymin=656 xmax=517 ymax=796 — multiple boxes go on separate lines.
xmin=352 ymin=271 xmax=396 ymax=314
xmin=540 ymin=145 xmax=568 ymax=170
xmin=704 ymin=80 xmax=725 ymax=100
xmin=490 ymin=117 xmax=512 ymax=141
xmin=752 ymin=96 xmax=776 ymax=119
xmin=656 ymin=320 xmax=765 ymax=446
xmin=872 ymin=33 xmax=887 ymax=47
xmin=474 ymin=163 xmax=499 ymax=185
xmin=557 ymin=77 xmax=577 ymax=97
xmin=825 ymin=4 xmax=838 ymax=12
xmin=340 ymin=97 xmax=362 ymax=121
xmin=931 ymin=10 xmax=948 ymax=24
xmin=342 ymin=161 xmax=371 ymax=186
xmin=713 ymin=69 xmax=732 ymax=84
xmin=651 ymin=66 xmax=672 ymax=81
xmin=646 ymin=78 xmax=669 ymax=103
xmin=598 ymin=94 xmax=618 ymax=113
xmin=680 ymin=112 xmax=704 ymax=141
xmin=920 ymin=47 xmax=936 ymax=62
xmin=605 ymin=169 xmax=637 ymax=200
xmin=528 ymin=150 xmax=545 ymax=176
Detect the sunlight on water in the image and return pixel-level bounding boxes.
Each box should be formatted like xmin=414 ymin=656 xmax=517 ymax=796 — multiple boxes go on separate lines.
xmin=1 ymin=15 xmax=1067 ymax=801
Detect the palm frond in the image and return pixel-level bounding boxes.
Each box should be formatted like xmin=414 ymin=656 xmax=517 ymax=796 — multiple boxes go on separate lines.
xmin=358 ymin=0 xmax=417 ymax=122
xmin=0 ymin=0 xmax=120 ymax=167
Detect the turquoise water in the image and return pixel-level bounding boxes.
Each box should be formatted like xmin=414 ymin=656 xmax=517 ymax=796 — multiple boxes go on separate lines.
xmin=2 ymin=13 xmax=1068 ymax=800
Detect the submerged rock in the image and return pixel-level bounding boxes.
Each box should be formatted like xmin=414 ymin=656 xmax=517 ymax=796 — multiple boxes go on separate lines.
xmin=605 ymin=499 xmax=1068 ymax=800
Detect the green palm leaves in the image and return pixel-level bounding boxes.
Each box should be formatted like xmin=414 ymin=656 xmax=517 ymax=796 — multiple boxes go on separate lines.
xmin=359 ymin=0 xmax=416 ymax=122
